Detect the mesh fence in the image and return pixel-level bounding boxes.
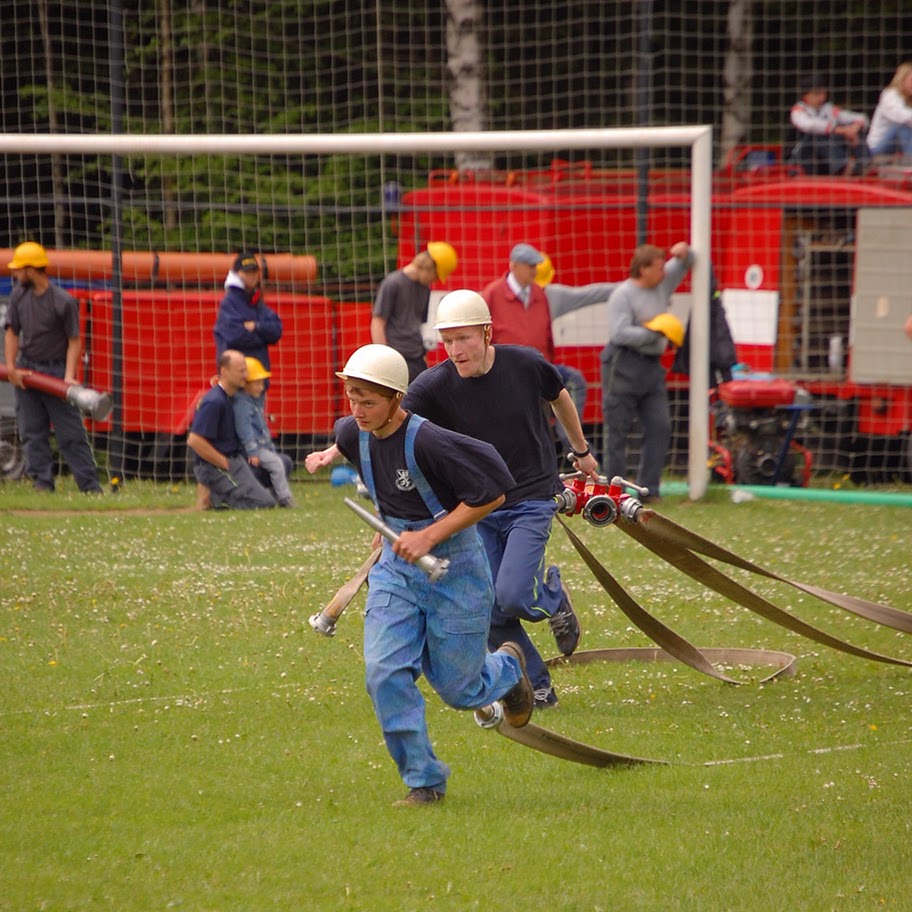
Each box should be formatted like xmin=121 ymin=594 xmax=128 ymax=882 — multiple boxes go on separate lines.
xmin=2 ymin=2 xmax=911 ymax=485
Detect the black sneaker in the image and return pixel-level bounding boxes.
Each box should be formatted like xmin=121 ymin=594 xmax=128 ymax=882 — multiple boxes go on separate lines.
xmin=496 ymin=641 xmax=533 ymax=728
xmin=533 ymin=686 xmax=559 ymax=709
xmin=392 ymin=787 xmax=445 ymax=808
xmin=546 ymin=566 xmax=581 ymax=656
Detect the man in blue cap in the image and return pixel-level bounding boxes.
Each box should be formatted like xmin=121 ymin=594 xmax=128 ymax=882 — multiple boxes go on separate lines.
xmin=213 ymin=251 xmax=283 ymax=372
xmin=482 ymin=243 xmax=588 ymax=458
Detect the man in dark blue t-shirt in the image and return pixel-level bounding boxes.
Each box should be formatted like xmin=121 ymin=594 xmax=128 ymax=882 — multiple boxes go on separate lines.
xmin=306 ymin=343 xmax=532 ymax=807
xmin=187 ymin=349 xmax=275 ymax=509
xmin=404 ymin=290 xmax=600 ymax=710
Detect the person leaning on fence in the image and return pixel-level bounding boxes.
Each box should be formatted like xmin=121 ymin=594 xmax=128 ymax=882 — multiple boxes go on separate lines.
xmin=534 ymin=251 xmax=621 ymax=451
xmin=482 ymin=243 xmax=589 ymax=456
xmin=3 ymin=241 xmax=103 ymax=493
xmin=233 ymin=356 xmax=295 ymax=507
xmin=601 ymin=242 xmax=693 ymax=504
xmin=304 ymin=343 xmax=532 ymax=807
xmin=187 ymin=349 xmax=276 ymax=509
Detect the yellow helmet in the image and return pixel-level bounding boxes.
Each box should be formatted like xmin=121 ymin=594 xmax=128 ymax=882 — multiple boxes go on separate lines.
xmin=8 ymin=241 xmax=50 ymax=270
xmin=644 ymin=312 xmax=685 ymax=348
xmin=426 ymin=242 xmax=457 ymax=283
xmin=244 ymin=357 xmax=272 ymax=382
xmin=535 ymin=254 xmax=555 ymax=288
xmin=434 ymin=289 xmax=491 ymax=330
xmin=336 ymin=344 xmax=409 ymax=394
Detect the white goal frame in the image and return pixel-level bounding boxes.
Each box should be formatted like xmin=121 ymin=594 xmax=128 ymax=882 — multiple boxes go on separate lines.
xmin=0 ymin=127 xmax=713 ymax=499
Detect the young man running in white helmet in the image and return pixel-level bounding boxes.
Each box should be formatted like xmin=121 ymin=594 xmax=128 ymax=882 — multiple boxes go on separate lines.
xmin=403 ymin=290 xmax=600 ymax=709
xmin=305 ymin=343 xmax=532 ymax=807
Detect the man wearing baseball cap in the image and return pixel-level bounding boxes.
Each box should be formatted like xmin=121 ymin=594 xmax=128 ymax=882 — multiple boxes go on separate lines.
xmin=213 ymin=251 xmax=283 ymax=372
xmin=482 ymin=243 xmax=589 ymax=458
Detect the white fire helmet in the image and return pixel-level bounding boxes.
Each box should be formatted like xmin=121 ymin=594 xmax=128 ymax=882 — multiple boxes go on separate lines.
xmin=336 ymin=344 xmax=409 ymax=394
xmin=434 ymin=289 xmax=492 ymax=330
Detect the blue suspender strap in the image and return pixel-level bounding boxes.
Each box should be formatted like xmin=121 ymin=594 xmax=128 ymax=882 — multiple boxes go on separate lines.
xmin=358 ymin=416 xmax=447 ymax=521
xmin=404 ymin=415 xmax=447 ymax=520
xmin=358 ymin=431 xmax=377 ymax=504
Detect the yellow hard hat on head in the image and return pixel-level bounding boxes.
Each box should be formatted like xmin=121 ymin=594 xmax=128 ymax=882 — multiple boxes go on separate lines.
xmin=244 ymin=357 xmax=272 ymax=382
xmin=644 ymin=312 xmax=685 ymax=348
xmin=426 ymin=242 xmax=457 ymax=283
xmin=535 ymin=254 xmax=555 ymax=287
xmin=8 ymin=241 xmax=50 ymax=270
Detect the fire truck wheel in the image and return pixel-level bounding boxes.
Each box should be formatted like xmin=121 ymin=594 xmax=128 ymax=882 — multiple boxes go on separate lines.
xmin=0 ymin=438 xmax=25 ymax=480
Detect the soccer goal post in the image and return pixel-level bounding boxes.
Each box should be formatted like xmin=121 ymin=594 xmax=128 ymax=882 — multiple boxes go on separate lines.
xmin=0 ymin=127 xmax=712 ymax=497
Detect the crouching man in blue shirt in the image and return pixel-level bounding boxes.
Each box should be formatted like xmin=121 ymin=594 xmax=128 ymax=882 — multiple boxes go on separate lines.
xmin=187 ymin=349 xmax=276 ymax=510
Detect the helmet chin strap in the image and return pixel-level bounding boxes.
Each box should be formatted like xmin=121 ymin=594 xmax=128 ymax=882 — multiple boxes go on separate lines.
xmin=373 ymin=392 xmax=403 ymax=434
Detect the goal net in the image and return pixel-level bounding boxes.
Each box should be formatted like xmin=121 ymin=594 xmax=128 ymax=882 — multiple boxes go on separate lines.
xmin=2 ymin=3 xmax=911 ymax=491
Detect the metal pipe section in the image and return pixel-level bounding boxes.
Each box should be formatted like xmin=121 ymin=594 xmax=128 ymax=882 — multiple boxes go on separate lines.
xmin=0 ymin=364 xmax=113 ymax=420
xmin=0 ymin=126 xmax=713 ymax=156
xmin=343 ymin=497 xmax=450 ymax=582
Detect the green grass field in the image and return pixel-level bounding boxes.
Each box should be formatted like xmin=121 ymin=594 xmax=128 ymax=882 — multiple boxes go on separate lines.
xmin=2 ymin=476 xmax=911 ymax=911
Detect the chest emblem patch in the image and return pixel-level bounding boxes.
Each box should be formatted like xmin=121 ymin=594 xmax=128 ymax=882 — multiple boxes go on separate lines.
xmin=395 ymin=468 xmax=415 ymax=492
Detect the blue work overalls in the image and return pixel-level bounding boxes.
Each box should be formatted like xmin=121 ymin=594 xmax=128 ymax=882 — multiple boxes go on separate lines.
xmin=358 ymin=416 xmax=522 ymax=793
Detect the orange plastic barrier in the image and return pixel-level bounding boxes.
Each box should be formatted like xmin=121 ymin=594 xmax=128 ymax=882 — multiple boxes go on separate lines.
xmin=0 ymin=249 xmax=317 ymax=284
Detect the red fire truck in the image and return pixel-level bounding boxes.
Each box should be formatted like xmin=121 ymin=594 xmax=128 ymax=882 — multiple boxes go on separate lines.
xmin=2 ymin=147 xmax=911 ymax=482
xmin=396 ymin=148 xmax=912 ymax=482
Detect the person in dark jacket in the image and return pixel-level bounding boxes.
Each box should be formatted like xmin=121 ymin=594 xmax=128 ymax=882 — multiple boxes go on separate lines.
xmin=671 ymin=267 xmax=738 ymax=385
xmin=213 ymin=252 xmax=283 ymax=371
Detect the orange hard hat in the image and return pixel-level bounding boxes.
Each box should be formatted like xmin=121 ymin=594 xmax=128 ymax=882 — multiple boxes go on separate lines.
xmin=244 ymin=357 xmax=272 ymax=382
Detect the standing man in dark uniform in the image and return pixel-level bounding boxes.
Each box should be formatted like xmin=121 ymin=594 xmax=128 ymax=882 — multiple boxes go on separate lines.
xmin=3 ymin=242 xmax=103 ymax=493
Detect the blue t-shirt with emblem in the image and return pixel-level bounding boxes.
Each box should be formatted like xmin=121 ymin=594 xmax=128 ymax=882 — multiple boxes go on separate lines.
xmin=334 ymin=413 xmax=515 ymax=522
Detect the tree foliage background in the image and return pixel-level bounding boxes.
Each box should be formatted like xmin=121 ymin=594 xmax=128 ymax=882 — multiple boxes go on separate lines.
xmin=1 ymin=1 xmax=911 ymax=290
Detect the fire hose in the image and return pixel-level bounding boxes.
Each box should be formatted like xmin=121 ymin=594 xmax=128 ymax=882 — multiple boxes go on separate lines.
xmin=0 ymin=364 xmax=113 ymax=420
xmin=476 ymin=474 xmax=912 ymax=766
xmin=310 ymin=475 xmax=912 ymax=768
xmin=554 ymin=473 xmax=912 ymax=674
